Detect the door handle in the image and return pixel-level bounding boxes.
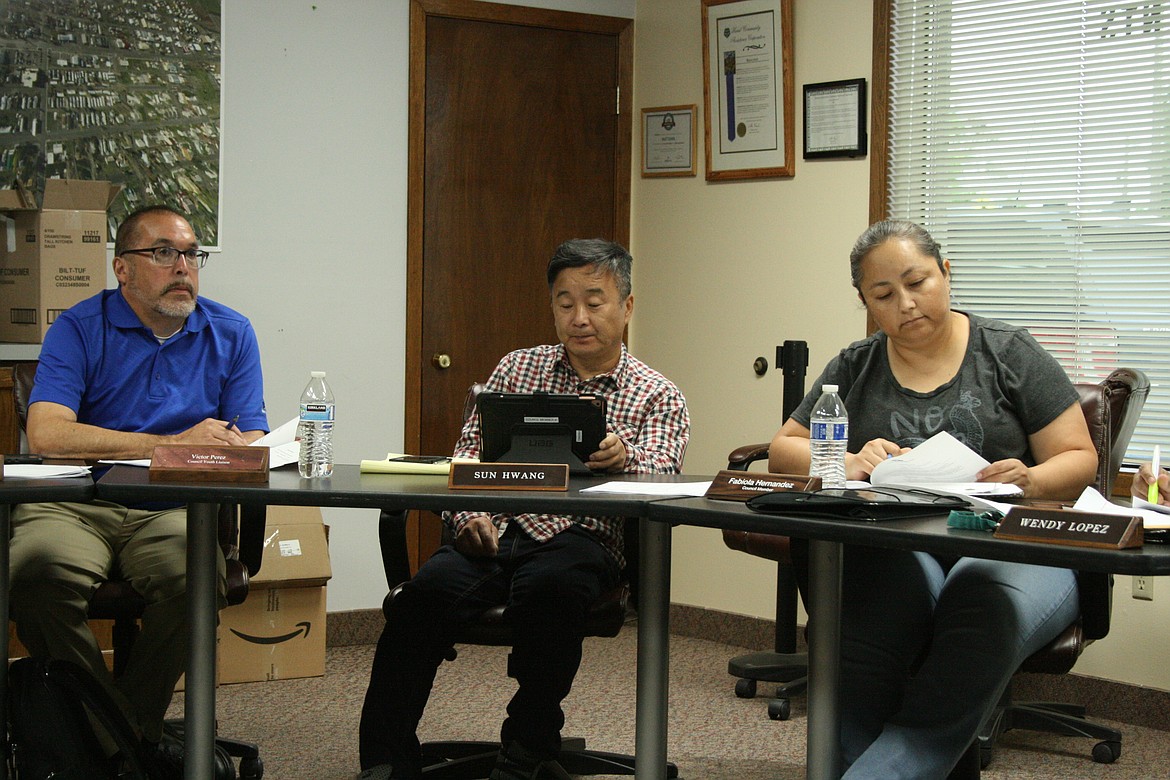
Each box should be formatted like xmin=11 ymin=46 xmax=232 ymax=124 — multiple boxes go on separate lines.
xmin=432 ymin=353 xmax=452 ymax=370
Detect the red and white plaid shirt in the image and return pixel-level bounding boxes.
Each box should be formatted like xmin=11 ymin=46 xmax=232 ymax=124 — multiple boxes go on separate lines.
xmin=450 ymin=343 xmax=690 ymax=566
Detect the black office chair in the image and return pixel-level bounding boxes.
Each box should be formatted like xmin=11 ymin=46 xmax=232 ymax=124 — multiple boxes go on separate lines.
xmin=11 ymin=361 xmax=266 ymax=779
xmin=976 ymin=367 xmax=1150 ymax=768
xmin=374 ymin=383 xmax=677 ymax=778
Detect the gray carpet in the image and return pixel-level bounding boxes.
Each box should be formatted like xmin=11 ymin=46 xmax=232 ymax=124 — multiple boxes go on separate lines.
xmin=170 ymin=624 xmax=1170 ymax=779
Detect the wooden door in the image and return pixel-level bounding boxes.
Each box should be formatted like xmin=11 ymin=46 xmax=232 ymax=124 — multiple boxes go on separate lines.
xmin=404 ymin=1 xmax=633 ymax=568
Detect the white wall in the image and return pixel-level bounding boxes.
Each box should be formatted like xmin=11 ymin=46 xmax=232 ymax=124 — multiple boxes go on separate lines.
xmin=629 ymin=0 xmax=872 ymax=620
xmin=216 ymin=1 xmax=409 ymax=612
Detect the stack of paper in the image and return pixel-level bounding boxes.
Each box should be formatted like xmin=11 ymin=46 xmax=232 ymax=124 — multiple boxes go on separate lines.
xmin=866 ymin=431 xmax=1023 ymax=499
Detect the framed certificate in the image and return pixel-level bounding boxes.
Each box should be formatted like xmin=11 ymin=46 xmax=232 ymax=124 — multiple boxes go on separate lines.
xmin=701 ymin=0 xmax=794 ymax=180
xmin=803 ymin=78 xmax=868 ymax=159
xmin=641 ymin=105 xmax=697 ymax=177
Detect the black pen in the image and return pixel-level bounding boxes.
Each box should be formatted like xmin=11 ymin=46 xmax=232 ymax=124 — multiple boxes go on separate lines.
xmin=226 ymin=414 xmax=240 ymax=430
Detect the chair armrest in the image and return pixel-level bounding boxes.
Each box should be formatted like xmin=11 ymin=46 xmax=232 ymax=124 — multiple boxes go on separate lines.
xmin=727 ymin=443 xmax=770 ymax=472
xmin=236 ymin=504 xmax=267 ymax=577
xmin=378 ymin=509 xmax=413 ymax=590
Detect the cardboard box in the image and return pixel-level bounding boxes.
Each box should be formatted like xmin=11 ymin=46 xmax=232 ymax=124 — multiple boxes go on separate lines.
xmin=216 ymin=506 xmax=333 ymax=685
xmin=0 ymin=179 xmax=122 ymax=343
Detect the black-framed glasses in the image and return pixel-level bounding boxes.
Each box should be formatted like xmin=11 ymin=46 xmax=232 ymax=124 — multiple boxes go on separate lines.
xmin=122 ymin=246 xmax=209 ymax=269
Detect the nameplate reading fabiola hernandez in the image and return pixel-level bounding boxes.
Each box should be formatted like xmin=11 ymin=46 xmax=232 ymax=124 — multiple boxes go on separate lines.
xmin=449 ymin=462 xmax=569 ymax=491
xmin=995 ymin=505 xmax=1143 ymax=549
xmin=705 ymin=471 xmax=823 ymax=502
xmin=149 ymin=445 xmax=269 ymax=483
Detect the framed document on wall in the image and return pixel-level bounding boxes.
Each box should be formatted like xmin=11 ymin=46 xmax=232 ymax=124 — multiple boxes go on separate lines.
xmin=701 ymin=0 xmax=795 ymax=180
xmin=804 ymin=78 xmax=868 ymax=159
xmin=641 ymin=105 xmax=697 ymax=177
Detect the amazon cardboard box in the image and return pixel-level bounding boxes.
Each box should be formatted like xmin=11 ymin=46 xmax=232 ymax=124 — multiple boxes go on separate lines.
xmin=216 ymin=505 xmax=332 ymax=685
xmin=0 ymin=179 xmax=121 ymax=343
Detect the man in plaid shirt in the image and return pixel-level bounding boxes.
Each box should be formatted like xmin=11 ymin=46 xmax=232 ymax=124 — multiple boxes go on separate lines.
xmin=358 ymin=239 xmax=690 ymax=780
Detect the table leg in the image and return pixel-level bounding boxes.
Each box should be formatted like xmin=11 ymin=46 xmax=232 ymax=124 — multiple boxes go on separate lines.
xmin=0 ymin=504 xmax=9 ymax=780
xmin=635 ymin=517 xmax=671 ymax=780
xmin=806 ymin=539 xmax=843 ymax=780
xmin=185 ymin=501 xmax=218 ymax=780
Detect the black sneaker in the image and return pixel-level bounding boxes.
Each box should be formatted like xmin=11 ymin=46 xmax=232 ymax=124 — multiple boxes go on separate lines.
xmin=488 ymin=741 xmax=571 ymax=780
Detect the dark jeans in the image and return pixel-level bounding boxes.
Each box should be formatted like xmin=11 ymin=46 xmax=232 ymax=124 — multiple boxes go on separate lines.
xmin=358 ymin=523 xmax=621 ymax=774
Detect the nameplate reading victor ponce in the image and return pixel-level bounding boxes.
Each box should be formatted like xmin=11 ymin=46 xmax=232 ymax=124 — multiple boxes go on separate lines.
xmin=995 ymin=506 xmax=1143 ymax=549
xmin=449 ymin=462 xmax=569 ymax=491
xmin=150 ymin=445 xmax=269 ymax=483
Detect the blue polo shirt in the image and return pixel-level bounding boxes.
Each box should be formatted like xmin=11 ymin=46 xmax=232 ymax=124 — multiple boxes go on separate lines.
xmin=32 ymin=288 xmax=268 ymax=437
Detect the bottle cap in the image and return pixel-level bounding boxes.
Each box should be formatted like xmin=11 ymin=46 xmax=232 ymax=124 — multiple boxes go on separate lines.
xmin=311 ymin=371 xmax=326 ymax=378
xmin=822 ymin=383 xmax=838 ymax=393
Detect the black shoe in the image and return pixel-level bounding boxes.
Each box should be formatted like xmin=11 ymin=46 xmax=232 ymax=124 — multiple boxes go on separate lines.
xmin=488 ymin=741 xmax=571 ymax=780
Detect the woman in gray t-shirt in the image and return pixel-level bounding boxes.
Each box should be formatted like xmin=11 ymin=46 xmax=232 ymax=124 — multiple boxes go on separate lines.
xmin=769 ymin=220 xmax=1097 ymax=779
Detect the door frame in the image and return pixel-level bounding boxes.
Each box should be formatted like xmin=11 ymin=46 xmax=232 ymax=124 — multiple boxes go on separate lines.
xmin=404 ymin=0 xmax=634 ymax=453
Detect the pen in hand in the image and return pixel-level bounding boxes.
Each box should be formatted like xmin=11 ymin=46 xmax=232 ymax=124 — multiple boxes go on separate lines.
xmin=1149 ymin=444 xmax=1161 ymax=504
xmin=226 ymin=415 xmax=240 ymax=430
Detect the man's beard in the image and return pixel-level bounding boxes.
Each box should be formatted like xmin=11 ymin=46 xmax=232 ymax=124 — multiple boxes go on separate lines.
xmin=126 ymin=273 xmax=197 ymax=319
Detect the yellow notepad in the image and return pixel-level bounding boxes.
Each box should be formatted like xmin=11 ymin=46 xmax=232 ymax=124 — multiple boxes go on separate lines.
xmin=359 ymin=453 xmax=478 ymax=475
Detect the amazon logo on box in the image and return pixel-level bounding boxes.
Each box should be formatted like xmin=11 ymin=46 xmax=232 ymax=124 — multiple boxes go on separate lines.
xmin=217 ymin=507 xmax=332 ymax=684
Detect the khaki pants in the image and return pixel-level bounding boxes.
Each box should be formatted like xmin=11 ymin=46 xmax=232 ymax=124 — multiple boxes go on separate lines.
xmin=9 ymin=500 xmax=227 ymax=742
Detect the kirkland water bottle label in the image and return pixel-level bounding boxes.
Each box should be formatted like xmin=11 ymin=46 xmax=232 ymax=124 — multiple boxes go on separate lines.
xmin=300 ymin=403 xmax=335 ymax=422
xmin=811 ymin=422 xmax=848 ymax=440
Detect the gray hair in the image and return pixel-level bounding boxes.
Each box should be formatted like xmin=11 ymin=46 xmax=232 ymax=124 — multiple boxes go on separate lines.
xmin=547 ymin=239 xmax=632 ymax=300
xmin=848 ymin=219 xmax=944 ymax=292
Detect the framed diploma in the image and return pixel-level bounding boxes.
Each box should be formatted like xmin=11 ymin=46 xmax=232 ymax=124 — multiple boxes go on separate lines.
xmin=701 ymin=0 xmax=794 ymax=181
xmin=641 ymin=105 xmax=697 ymax=177
xmin=803 ymin=78 xmax=868 ymax=159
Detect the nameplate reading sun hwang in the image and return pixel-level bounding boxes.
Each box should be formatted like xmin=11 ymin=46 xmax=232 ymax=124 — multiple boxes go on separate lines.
xmin=995 ymin=506 xmax=1143 ymax=549
xmin=448 ymin=462 xmax=569 ymax=492
xmin=705 ymin=471 xmax=822 ymax=502
xmin=149 ymin=445 xmax=270 ymax=483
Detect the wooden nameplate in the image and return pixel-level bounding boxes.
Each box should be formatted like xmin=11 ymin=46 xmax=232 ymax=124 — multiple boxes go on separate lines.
xmin=995 ymin=506 xmax=1143 ymax=549
xmin=149 ymin=445 xmax=269 ymax=483
xmin=448 ymin=462 xmax=569 ymax=491
xmin=705 ymin=471 xmax=822 ymax=502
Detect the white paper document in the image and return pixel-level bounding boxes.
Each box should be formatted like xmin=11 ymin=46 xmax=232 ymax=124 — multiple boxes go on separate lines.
xmin=254 ymin=417 xmax=299 ymax=468
xmin=869 ymin=431 xmax=992 ymax=487
xmin=580 ymin=480 xmax=713 ymax=497
xmin=2 ymin=464 xmax=91 ymax=479
xmin=1074 ymin=487 xmax=1170 ymax=530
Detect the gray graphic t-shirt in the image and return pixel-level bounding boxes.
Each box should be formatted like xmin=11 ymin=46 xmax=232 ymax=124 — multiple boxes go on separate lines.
xmin=791 ymin=313 xmax=1079 ymax=466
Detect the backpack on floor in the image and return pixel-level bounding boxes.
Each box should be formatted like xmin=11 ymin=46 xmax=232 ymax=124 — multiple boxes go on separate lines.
xmin=7 ymin=656 xmax=149 ymax=780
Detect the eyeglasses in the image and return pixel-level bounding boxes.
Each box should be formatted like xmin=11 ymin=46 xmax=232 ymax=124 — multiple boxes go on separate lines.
xmin=121 ymin=246 xmax=209 ymax=269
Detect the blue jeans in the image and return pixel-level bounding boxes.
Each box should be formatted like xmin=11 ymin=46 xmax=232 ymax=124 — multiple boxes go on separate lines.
xmin=837 ymin=547 xmax=1079 ymax=779
xmin=358 ymin=523 xmax=620 ymax=775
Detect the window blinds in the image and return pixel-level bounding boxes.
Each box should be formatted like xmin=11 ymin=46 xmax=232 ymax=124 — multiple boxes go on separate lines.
xmin=886 ymin=0 xmax=1170 ymax=463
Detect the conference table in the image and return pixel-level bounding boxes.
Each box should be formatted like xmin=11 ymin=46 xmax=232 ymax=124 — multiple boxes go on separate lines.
xmin=0 ymin=474 xmax=95 ymax=780
xmin=91 ymin=464 xmax=1170 ymax=780
xmin=94 ymin=464 xmax=698 ymax=780
xmin=643 ymin=495 xmax=1170 ymax=779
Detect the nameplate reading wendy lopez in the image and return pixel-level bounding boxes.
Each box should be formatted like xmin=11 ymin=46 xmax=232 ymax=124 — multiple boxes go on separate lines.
xmin=448 ymin=462 xmax=570 ymax=491
xmin=994 ymin=506 xmax=1143 ymax=550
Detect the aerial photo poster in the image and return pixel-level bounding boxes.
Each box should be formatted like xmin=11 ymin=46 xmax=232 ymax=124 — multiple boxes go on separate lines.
xmin=0 ymin=0 xmax=222 ymax=245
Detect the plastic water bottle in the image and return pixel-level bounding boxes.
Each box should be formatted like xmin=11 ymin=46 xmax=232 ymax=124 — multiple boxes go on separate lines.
xmin=809 ymin=383 xmax=848 ymax=489
xmin=297 ymin=371 xmax=335 ymax=478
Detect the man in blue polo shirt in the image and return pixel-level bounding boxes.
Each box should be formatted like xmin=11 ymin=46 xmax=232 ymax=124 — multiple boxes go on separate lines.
xmin=11 ymin=205 xmax=268 ymax=766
